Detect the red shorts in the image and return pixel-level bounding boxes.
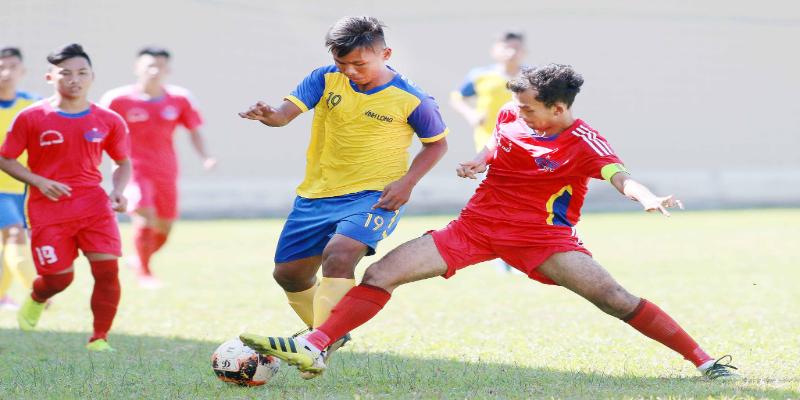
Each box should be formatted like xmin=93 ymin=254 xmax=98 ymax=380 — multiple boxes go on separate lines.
xmin=126 ymin=176 xmax=178 ymax=220
xmin=30 ymin=212 xmax=122 ymax=275
xmin=429 ymin=215 xmax=591 ymax=285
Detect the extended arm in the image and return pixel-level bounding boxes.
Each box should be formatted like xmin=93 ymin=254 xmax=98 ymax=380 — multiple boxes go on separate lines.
xmin=0 ymin=157 xmax=72 ymax=201
xmin=610 ymin=171 xmax=683 ymax=216
xmin=373 ymin=138 xmax=449 ymax=211
xmin=238 ymin=99 xmax=303 ymax=127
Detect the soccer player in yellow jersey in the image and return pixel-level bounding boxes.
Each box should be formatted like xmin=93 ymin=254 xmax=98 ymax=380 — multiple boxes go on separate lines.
xmin=450 ymin=32 xmax=526 ymax=152
xmin=0 ymin=47 xmax=38 ymax=310
xmin=239 ymin=16 xmax=448 ymax=375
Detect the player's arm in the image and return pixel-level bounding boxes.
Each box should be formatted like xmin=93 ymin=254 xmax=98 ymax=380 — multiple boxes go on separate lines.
xmin=238 ymin=99 xmax=303 ymax=127
xmin=0 ymin=157 xmax=71 ymax=201
xmin=609 ymin=170 xmax=683 ymax=217
xmin=108 ymin=158 xmax=131 ymax=212
xmin=456 ymin=146 xmax=494 ymax=179
xmin=449 ymin=72 xmax=484 ymax=127
xmin=449 ymin=92 xmax=485 ymax=127
xmin=374 ymin=138 xmax=448 ymax=211
xmin=188 ymin=130 xmax=217 ymax=170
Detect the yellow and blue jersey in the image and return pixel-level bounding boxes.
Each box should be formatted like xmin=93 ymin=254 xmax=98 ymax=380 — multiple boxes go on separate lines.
xmin=286 ymin=65 xmax=448 ymax=199
xmin=455 ymin=64 xmax=513 ymax=151
xmin=0 ymin=91 xmax=39 ymax=194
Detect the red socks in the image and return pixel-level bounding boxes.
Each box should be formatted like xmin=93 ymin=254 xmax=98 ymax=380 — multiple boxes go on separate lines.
xmin=89 ymin=260 xmax=121 ymax=342
xmin=134 ymin=226 xmax=169 ymax=276
xmin=624 ymin=298 xmax=712 ymax=367
xmin=307 ymin=284 xmax=391 ymax=350
xmin=31 ymin=272 xmax=74 ymax=303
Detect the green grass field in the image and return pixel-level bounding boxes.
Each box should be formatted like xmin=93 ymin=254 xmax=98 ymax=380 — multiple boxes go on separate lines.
xmin=1 ymin=209 xmax=798 ymax=399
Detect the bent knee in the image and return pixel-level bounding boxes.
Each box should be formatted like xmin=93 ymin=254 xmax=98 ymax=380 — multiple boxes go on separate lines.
xmin=361 ymin=263 xmax=397 ymax=291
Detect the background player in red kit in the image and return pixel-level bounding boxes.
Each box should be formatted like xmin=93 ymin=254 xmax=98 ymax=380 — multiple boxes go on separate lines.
xmin=101 ymin=47 xmax=214 ymax=288
xmin=240 ymin=64 xmax=740 ymax=380
xmin=0 ymin=44 xmax=131 ymax=352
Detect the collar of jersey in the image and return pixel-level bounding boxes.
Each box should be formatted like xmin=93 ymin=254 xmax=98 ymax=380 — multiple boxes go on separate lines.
xmin=347 ymin=66 xmax=401 ymax=95
xmin=56 ymin=107 xmax=92 ymax=118
xmin=0 ymin=98 xmax=15 ymax=109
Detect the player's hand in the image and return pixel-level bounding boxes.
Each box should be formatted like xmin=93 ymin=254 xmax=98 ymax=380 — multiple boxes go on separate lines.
xmin=640 ymin=194 xmax=683 ymax=217
xmin=457 ymin=159 xmax=488 ymax=179
xmin=373 ymin=179 xmax=413 ymax=211
xmin=109 ymin=190 xmax=127 ymax=212
xmin=238 ymin=101 xmax=276 ymax=122
xmin=203 ymin=157 xmax=217 ymax=171
xmin=466 ymin=111 xmax=486 ymax=127
xmin=35 ymin=178 xmax=72 ymax=201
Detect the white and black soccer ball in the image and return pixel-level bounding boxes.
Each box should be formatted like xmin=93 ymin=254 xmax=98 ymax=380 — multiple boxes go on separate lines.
xmin=211 ymin=338 xmax=281 ymax=386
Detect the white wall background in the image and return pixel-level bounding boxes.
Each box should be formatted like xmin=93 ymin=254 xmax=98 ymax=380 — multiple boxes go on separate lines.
xmin=3 ymin=0 xmax=798 ymax=216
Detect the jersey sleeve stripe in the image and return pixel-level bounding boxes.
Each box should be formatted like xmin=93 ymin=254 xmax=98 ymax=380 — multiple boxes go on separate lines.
xmin=579 ymin=126 xmax=614 ymax=155
xmin=284 ymin=95 xmax=309 ymax=113
xmin=572 ymin=130 xmax=609 ymax=156
xmin=576 ymin=126 xmax=614 ymax=155
xmin=419 ymin=128 xmax=449 ymax=143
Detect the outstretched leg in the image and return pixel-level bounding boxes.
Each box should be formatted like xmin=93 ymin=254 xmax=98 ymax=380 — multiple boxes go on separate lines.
xmin=537 ymin=251 xmax=737 ymax=379
xmin=240 ymin=234 xmax=447 ymax=373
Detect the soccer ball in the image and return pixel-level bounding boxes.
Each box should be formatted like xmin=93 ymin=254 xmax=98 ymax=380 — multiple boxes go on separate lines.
xmin=211 ymin=338 xmax=281 ymax=386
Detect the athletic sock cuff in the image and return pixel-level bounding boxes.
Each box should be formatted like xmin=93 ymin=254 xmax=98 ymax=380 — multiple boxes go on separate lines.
xmin=352 ymin=283 xmax=391 ymax=305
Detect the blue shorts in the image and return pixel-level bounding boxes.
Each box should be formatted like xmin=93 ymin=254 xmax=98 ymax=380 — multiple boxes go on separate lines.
xmin=275 ymin=191 xmax=404 ymax=263
xmin=0 ymin=192 xmax=26 ymax=229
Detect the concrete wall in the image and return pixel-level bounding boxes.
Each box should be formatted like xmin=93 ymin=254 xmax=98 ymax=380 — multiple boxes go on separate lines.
xmin=3 ymin=0 xmax=798 ymax=216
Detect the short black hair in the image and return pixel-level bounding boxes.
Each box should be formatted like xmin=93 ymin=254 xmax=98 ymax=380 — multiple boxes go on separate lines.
xmin=47 ymin=43 xmax=92 ymax=66
xmin=0 ymin=47 xmax=22 ymax=60
xmin=138 ymin=46 xmax=170 ymax=59
xmin=507 ymin=64 xmax=584 ymax=108
xmin=499 ymin=31 xmax=524 ymax=43
xmin=325 ymin=16 xmax=386 ymax=57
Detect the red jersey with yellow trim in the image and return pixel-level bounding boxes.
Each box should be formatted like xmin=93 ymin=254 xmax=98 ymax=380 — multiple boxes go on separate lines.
xmin=100 ymin=85 xmax=202 ymax=182
xmin=0 ymin=100 xmax=129 ymax=227
xmin=462 ymin=103 xmax=623 ymax=232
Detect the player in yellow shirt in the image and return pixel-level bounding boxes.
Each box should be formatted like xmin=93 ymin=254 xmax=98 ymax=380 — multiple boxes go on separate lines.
xmin=450 ymin=32 xmax=526 ymax=152
xmin=0 ymin=47 xmax=38 ymax=310
xmin=238 ymin=16 xmax=448 ymax=376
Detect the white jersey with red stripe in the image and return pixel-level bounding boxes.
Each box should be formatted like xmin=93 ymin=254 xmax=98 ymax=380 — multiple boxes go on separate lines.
xmin=462 ymin=103 xmax=625 ymax=231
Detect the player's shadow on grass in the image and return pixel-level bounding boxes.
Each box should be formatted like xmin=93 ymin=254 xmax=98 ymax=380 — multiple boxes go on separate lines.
xmin=1 ymin=328 xmax=796 ymax=399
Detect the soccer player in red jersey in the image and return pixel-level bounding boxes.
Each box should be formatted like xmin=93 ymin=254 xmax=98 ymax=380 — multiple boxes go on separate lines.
xmin=101 ymin=47 xmax=214 ymax=288
xmin=0 ymin=44 xmax=131 ymax=352
xmin=240 ymin=64 xmax=739 ymax=380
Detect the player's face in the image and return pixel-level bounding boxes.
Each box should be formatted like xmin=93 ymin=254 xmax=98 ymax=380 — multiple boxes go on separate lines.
xmin=0 ymin=56 xmax=25 ymax=92
xmin=135 ymin=54 xmax=170 ymax=83
xmin=513 ymin=89 xmax=560 ymax=132
xmin=333 ymin=45 xmax=391 ymax=87
xmin=492 ymin=39 xmax=525 ymax=64
xmin=46 ymin=57 xmax=94 ymax=100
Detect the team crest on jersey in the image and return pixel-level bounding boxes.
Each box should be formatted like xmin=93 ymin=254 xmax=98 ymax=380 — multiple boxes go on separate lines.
xmin=126 ymin=108 xmax=149 ymax=123
xmin=84 ymin=128 xmax=108 ymax=143
xmin=39 ymin=130 xmax=64 ymax=146
xmin=534 ymin=156 xmax=562 ymax=172
xmin=161 ymin=105 xmax=179 ymax=121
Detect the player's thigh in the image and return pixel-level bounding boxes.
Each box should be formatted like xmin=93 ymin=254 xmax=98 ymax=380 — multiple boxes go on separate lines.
xmin=537 ymin=251 xmax=638 ymax=316
xmin=76 ymin=213 xmax=122 ymax=260
xmin=153 ymin=180 xmax=179 ymax=223
xmin=274 ymin=197 xmax=337 ymax=265
xmin=363 ymin=235 xmax=448 ymax=292
xmin=320 ymin=234 xmax=369 ymax=278
xmin=336 ymin=198 xmax=404 ymax=257
xmin=153 ymin=218 xmax=174 ymax=235
xmin=29 ymin=223 xmax=80 ymax=275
